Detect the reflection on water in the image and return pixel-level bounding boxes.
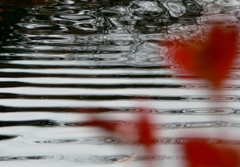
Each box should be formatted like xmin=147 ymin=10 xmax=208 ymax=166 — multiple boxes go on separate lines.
xmin=0 ymin=0 xmax=240 ymax=167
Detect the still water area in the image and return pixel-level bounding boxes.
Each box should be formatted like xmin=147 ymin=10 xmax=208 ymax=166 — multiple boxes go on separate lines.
xmin=1 ymin=0 xmax=240 ymax=167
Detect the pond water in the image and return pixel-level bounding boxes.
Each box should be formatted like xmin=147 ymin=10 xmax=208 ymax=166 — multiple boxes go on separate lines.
xmin=1 ymin=0 xmax=240 ymax=167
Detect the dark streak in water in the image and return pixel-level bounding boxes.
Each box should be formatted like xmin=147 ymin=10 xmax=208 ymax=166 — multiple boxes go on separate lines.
xmin=0 ymin=106 xmax=120 ymax=113
xmin=0 ymin=63 xmax=170 ymax=69
xmin=0 ymin=119 xmax=233 ymax=129
xmin=0 ymin=93 xmax=186 ymax=101
xmin=0 ymin=106 xmax=237 ymax=115
xmin=0 ymin=93 xmax=238 ymax=102
xmin=0 ymin=120 xmax=59 ymax=127
xmin=0 ymin=135 xmax=17 ymax=141
xmin=0 ymin=81 xmax=182 ymax=89
xmin=35 ymin=136 xmax=121 ymax=145
xmin=0 ymin=155 xmax=56 ymax=161
xmin=0 ymin=72 xmax=172 ymax=78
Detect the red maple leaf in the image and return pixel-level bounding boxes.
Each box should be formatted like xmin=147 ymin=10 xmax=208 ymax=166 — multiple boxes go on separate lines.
xmin=167 ymin=22 xmax=238 ymax=89
xmin=184 ymin=138 xmax=239 ymax=167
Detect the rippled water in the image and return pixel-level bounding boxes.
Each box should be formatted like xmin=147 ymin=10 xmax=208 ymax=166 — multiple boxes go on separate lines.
xmin=1 ymin=0 xmax=240 ymax=167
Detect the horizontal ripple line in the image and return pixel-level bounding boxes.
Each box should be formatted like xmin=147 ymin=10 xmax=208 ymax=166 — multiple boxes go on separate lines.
xmin=0 ymin=93 xmax=238 ymax=102
xmin=0 ymin=119 xmax=235 ymax=129
xmin=0 ymin=81 xmax=182 ymax=89
xmin=0 ymin=120 xmax=59 ymax=127
xmin=0 ymin=94 xmax=186 ymax=100
xmin=0 ymin=72 xmax=172 ymax=78
xmin=0 ymin=107 xmax=121 ymax=113
xmin=34 ymin=136 xmax=240 ymax=145
xmin=0 ymin=81 xmax=239 ymax=91
xmin=0 ymin=107 xmax=237 ymax=114
xmin=1 ymin=63 xmax=169 ymax=69
xmin=0 ymin=155 xmax=57 ymax=161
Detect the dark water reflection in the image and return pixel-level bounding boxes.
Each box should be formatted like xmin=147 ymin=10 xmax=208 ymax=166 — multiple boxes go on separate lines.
xmin=0 ymin=0 xmax=240 ymax=167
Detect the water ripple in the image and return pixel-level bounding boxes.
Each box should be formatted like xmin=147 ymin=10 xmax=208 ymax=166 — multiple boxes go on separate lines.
xmin=0 ymin=0 xmax=240 ymax=166
xmin=0 ymin=155 xmax=57 ymax=161
xmin=0 ymin=120 xmax=59 ymax=127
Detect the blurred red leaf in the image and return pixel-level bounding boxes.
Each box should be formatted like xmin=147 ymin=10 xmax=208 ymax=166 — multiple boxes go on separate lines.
xmin=136 ymin=108 xmax=156 ymax=157
xmin=87 ymin=108 xmax=157 ymax=157
xmin=85 ymin=116 xmax=117 ymax=132
xmin=184 ymin=138 xmax=239 ymax=167
xmin=167 ymin=22 xmax=238 ymax=89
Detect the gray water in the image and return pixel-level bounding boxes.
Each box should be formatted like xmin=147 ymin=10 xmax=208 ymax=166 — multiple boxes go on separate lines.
xmin=1 ymin=0 xmax=240 ymax=167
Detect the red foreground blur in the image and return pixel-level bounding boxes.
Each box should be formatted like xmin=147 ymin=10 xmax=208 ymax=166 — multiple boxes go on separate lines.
xmin=184 ymin=138 xmax=239 ymax=167
xmin=166 ymin=22 xmax=239 ymax=90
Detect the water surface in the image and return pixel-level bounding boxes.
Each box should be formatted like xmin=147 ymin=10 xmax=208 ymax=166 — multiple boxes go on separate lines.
xmin=1 ymin=0 xmax=240 ymax=167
